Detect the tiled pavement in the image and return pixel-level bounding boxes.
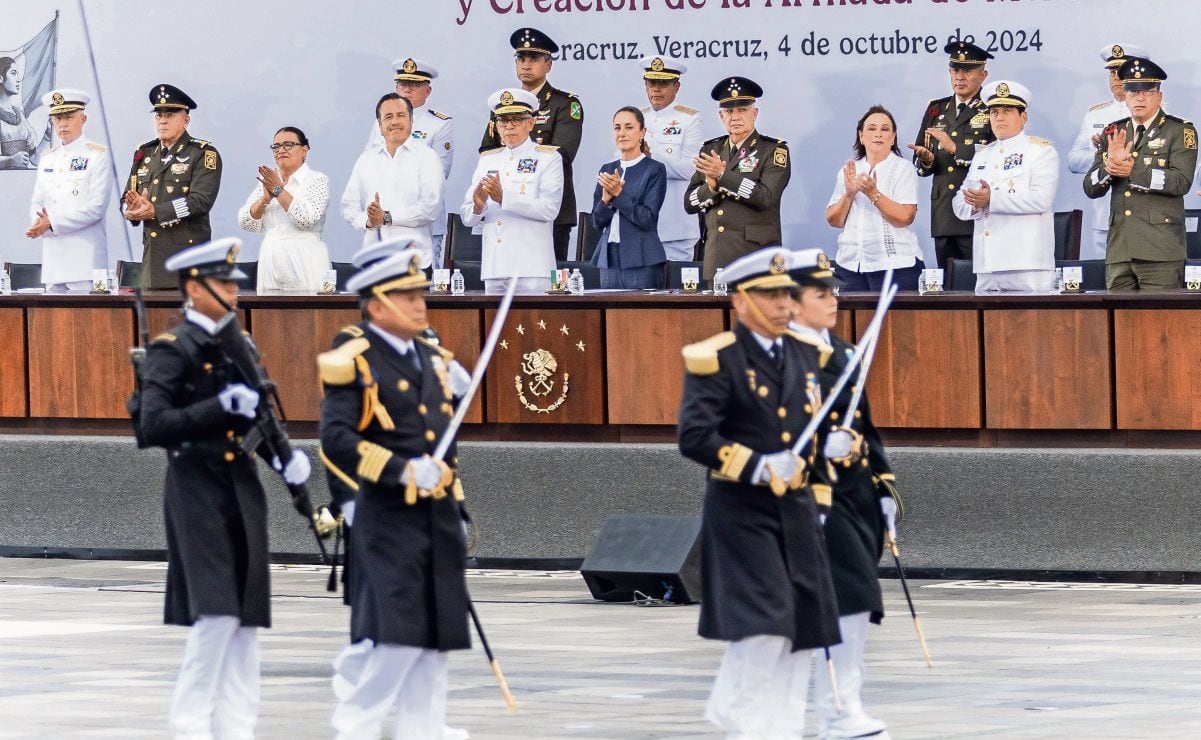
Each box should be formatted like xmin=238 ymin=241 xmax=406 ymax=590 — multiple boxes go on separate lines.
xmin=2 ymin=559 xmax=1200 ymax=738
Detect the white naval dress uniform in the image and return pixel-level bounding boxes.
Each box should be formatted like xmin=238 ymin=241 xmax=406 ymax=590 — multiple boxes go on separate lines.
xmin=366 ymin=105 xmax=454 ymax=266
xmin=28 ymin=136 xmax=112 ymax=290
xmin=642 ymin=102 xmax=704 ymax=261
xmin=341 ymin=139 xmax=444 ymax=268
xmin=460 ymin=137 xmax=563 ymax=294
xmin=953 ymin=132 xmax=1060 ymax=293
xmin=1068 ymin=98 xmax=1130 ymax=259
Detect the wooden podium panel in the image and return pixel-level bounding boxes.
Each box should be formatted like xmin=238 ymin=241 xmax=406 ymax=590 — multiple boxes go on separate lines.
xmin=0 ymin=308 xmax=26 ymax=417
xmin=1114 ymin=309 xmax=1201 ymax=429
xmin=27 ymin=307 xmax=133 ymax=418
xmin=485 ymin=308 xmax=604 ymax=424
xmin=250 ymin=308 xmax=360 ymax=421
xmin=835 ymin=309 xmax=854 ymax=342
xmin=984 ymin=309 xmax=1112 ymax=429
xmin=428 ymin=309 xmax=483 ymax=423
xmin=856 ymin=308 xmax=981 ymax=428
xmin=144 ymin=307 xmax=248 ymax=340
xmin=606 ymin=308 xmax=726 ymax=425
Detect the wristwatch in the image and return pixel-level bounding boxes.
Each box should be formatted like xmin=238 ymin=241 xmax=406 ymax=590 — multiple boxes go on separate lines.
xmin=269 ymin=185 xmax=284 ymax=198
xmin=383 ymin=211 xmax=393 ymax=226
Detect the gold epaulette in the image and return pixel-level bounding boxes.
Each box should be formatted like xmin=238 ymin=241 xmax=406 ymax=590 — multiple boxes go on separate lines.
xmin=86 ymin=141 xmax=108 ymax=152
xmin=193 ymin=139 xmax=211 ymax=148
xmin=151 ymin=331 xmax=177 ymax=344
xmin=1088 ymin=100 xmax=1110 ymax=112
xmin=535 ymin=144 xmax=560 ymax=153
xmin=337 ymin=324 xmax=365 ymax=339
xmin=674 ymin=103 xmax=699 ymax=116
xmin=415 ymin=335 xmax=454 ymax=360
xmin=786 ymin=330 xmax=833 ymax=368
xmin=480 ymin=146 xmax=504 ymax=156
xmin=812 ymin=483 xmax=833 ymax=508
xmin=1029 ymin=136 xmax=1053 ymax=147
xmin=430 ymin=109 xmax=451 ymax=120
xmin=317 ymin=337 xmax=369 ymax=385
xmin=681 ymin=331 xmax=736 ymax=376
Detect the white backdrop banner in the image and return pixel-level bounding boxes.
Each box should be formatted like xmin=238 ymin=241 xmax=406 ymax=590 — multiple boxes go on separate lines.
xmin=2 ymin=0 xmax=1198 ymax=268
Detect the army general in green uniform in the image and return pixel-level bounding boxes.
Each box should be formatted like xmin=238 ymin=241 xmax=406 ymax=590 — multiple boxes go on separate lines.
xmin=480 ymin=28 xmax=583 ymax=261
xmin=122 ymin=84 xmax=222 ymax=290
xmin=1084 ymin=57 xmax=1198 ymax=291
xmin=685 ymin=77 xmax=790 ymax=282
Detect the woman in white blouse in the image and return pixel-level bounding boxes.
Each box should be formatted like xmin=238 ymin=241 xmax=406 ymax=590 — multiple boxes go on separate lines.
xmin=237 ymin=126 xmax=331 ymax=291
xmin=826 ymin=106 xmax=923 ymax=291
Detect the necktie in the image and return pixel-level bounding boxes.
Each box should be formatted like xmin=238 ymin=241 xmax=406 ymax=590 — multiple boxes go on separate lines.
xmin=769 ymin=343 xmax=784 ymax=370
xmin=404 ymin=347 xmax=421 ymax=374
xmin=957 ymin=102 xmax=966 ymax=118
xmin=1133 ymin=124 xmax=1146 ymax=152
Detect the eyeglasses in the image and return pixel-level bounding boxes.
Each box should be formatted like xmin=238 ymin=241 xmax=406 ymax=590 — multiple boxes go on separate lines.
xmin=269 ymin=141 xmax=304 ymax=151
xmin=1125 ymin=89 xmax=1160 ymax=99
xmin=496 ymin=118 xmax=530 ymax=128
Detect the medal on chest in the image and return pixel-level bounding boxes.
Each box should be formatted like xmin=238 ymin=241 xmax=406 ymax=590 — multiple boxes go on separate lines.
xmin=1002 ymin=152 xmax=1024 ymax=170
xmin=517 ymin=157 xmax=538 ymax=174
xmin=69 ymin=156 xmax=89 ymax=171
xmin=737 ymin=149 xmax=758 ymax=173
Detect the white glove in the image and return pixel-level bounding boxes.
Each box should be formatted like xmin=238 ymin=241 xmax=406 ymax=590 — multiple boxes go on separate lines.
xmin=402 ymin=455 xmax=444 ymax=491
xmin=820 ymin=513 xmax=827 ymax=526
xmin=880 ymin=496 xmax=898 ymax=537
xmin=448 ymin=360 xmax=472 ymax=398
xmin=823 ymin=429 xmax=854 ymax=460
xmin=758 ymin=451 xmax=801 ymax=485
xmin=341 ymin=500 xmax=356 ymax=528
xmin=218 ymin=383 xmax=260 ymax=418
xmin=278 ymin=450 xmax=311 ymax=485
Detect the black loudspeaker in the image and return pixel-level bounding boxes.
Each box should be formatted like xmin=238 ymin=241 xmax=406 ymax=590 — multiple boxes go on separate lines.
xmin=580 ymin=515 xmax=703 ymax=604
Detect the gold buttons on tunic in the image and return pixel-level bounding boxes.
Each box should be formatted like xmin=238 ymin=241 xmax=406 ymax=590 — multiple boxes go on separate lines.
xmin=984 ymin=231 xmax=991 ymax=237
xmin=1125 ymin=210 xmax=1132 ymax=216
xmin=424 ymin=430 xmax=436 ymax=442
xmin=757 ymin=386 xmax=769 ymax=398
xmin=718 ymin=226 xmax=726 ymax=233
xmin=830 ymin=411 xmax=840 ymax=421
xmin=781 ymin=432 xmax=792 ymax=443
xmin=1125 ymin=191 xmax=1132 ymax=198
xmin=717 ymin=209 xmax=724 ymax=216
xmin=150 ymin=231 xmax=158 ymax=238
xmin=223 ymin=451 xmax=235 ymax=462
xmin=398 ymin=379 xmax=410 ymax=391
xmin=203 ymin=362 xmax=213 ymax=373
xmin=947 ymin=166 xmax=954 ymax=173
xmin=948 ymin=184 xmax=956 ymax=191
xmin=226 ymin=430 xmax=235 ymax=440
xmin=804 ymin=404 xmax=812 ymax=413
xmin=777 ymin=407 xmax=787 ymax=419
xmin=442 ymin=403 xmax=454 ymax=415
xmin=418 ymin=404 xmax=427 ymax=414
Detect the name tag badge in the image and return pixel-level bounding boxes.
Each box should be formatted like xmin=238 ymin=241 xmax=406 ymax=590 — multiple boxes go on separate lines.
xmin=517 ymin=157 xmax=538 ymax=174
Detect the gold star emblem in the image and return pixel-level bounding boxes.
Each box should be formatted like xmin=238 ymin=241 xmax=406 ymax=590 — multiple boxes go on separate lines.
xmin=516 ymin=324 xmax=525 ymax=335
xmin=500 ymin=340 xmax=509 ymax=350
xmin=560 ymin=324 xmax=570 ymax=336
xmin=576 ymin=340 xmax=586 ymax=352
xmin=537 ymin=319 xmax=547 ymax=330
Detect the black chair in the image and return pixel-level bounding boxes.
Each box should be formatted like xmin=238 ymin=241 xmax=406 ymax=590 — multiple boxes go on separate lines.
xmin=116 ymin=260 xmax=142 ymax=289
xmin=1053 ymin=209 xmax=1084 ymax=261
xmin=557 ymin=260 xmax=600 ymax=290
xmin=234 ymin=262 xmax=258 ymax=291
xmin=1185 ymin=208 xmax=1201 ymax=260
xmin=5 ymin=263 xmax=42 ymax=290
xmin=575 ymin=211 xmax=602 ymax=262
xmin=445 ymin=214 xmax=483 ymax=264
xmin=946 ymin=258 xmax=976 ymax=292
xmin=665 ymin=261 xmax=707 ymax=291
xmin=332 ymin=261 xmax=357 ymax=292
xmin=452 ymin=261 xmax=484 ymax=291
xmin=1055 ymin=259 xmax=1106 ymax=291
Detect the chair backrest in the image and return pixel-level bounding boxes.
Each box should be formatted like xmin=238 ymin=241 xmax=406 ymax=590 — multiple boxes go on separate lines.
xmin=234 ymin=262 xmax=258 ymax=291
xmin=1055 ymin=259 xmax=1106 ymax=291
xmin=5 ymin=263 xmax=42 ymax=290
xmin=1053 ymin=209 xmax=1084 ymax=261
xmin=332 ymin=262 xmax=357 ymax=292
xmin=1185 ymin=208 xmax=1201 ymax=260
xmin=665 ymin=261 xmax=707 ymax=290
xmin=576 ymin=211 xmax=602 ymax=262
xmin=117 ymin=260 xmax=143 ymax=289
xmin=446 ymin=214 xmax=483 ymax=264
xmin=452 ymin=260 xmax=484 ymax=291
xmin=946 ymin=258 xmax=976 ymax=292
xmin=557 ymin=260 xmax=600 ymax=290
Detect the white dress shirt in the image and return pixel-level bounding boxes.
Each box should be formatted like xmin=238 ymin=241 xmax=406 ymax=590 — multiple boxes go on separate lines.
xmin=826 ymin=152 xmax=921 ymax=273
xmin=342 ymin=139 xmax=445 ymax=267
xmin=460 ymin=137 xmax=563 ymax=281
xmin=606 ymin=154 xmax=646 ymax=244
xmin=642 ymin=102 xmax=704 ymax=255
xmin=29 ymin=136 xmax=112 ymax=284
xmin=364 ymin=104 xmax=454 ymax=238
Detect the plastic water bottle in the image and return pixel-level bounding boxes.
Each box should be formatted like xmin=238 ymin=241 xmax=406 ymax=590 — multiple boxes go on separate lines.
xmin=712 ymin=268 xmax=727 ymax=297
xmin=568 ymin=268 xmax=585 ymax=295
xmin=450 ymin=268 xmax=465 ymax=296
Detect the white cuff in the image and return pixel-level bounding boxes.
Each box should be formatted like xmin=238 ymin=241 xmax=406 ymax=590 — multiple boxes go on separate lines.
xmin=1150 ymin=168 xmax=1165 ymax=191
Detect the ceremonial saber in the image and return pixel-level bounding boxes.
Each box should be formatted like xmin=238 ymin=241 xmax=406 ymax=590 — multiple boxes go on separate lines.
xmin=841 ymin=268 xmax=893 ymax=421
xmin=885 ymin=531 xmax=934 ymax=668
xmin=469 ymin=602 xmax=517 ymax=713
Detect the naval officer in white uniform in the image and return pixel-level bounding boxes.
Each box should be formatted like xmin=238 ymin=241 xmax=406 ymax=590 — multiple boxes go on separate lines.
xmin=953 ymin=80 xmax=1060 ymax=293
xmin=460 ymin=88 xmax=563 ymax=295
xmin=1067 ymin=43 xmax=1146 ymax=260
xmin=639 ymin=56 xmax=704 ymax=263
xmin=26 ymin=88 xmax=112 ymax=292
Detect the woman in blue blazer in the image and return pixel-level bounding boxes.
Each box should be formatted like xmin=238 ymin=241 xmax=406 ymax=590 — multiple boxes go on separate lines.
xmin=590 ymin=106 xmax=668 ymax=289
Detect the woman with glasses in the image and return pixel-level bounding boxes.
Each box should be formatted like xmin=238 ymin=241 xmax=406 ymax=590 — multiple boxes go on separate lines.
xmin=237 ymin=126 xmax=331 ymax=291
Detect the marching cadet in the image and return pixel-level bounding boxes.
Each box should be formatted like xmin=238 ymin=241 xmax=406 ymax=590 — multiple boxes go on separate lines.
xmin=953 ymin=81 xmax=1060 ymax=293
xmin=685 ymin=77 xmax=791 ymax=281
xmin=318 ymin=248 xmax=474 ymax=738
xmin=25 ymin=88 xmax=112 ymax=292
xmin=678 ymin=246 xmax=840 ymax=737
xmin=1084 ymin=57 xmax=1198 ymax=291
xmin=789 ymin=249 xmax=900 ymax=740
xmin=122 ymin=84 xmax=222 ymax=290
xmin=639 ymin=55 xmax=704 ymax=262
xmin=462 ymin=88 xmax=563 ymax=295
xmin=138 ymin=238 xmax=311 ymax=738
xmin=908 ymin=41 xmax=996 ymax=270
xmin=480 ymin=27 xmax=582 ymax=260
xmin=1067 ymin=44 xmax=1148 ymax=261
xmin=365 ymin=58 xmax=454 ymax=268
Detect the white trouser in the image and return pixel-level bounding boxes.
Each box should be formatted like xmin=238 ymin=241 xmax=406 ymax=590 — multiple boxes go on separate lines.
xmin=706 ymin=635 xmax=813 ymax=738
xmin=813 ymin=613 xmax=881 ymax=732
xmin=975 ymin=268 xmax=1055 ymax=294
xmin=331 ymin=639 xmax=449 ymax=740
xmin=169 ymin=615 xmax=260 ymax=740
xmin=662 ymin=237 xmax=697 ymax=263
xmin=45 ymin=280 xmax=91 ymax=292
xmin=1081 ymin=228 xmax=1108 ymax=261
xmin=484 ymin=277 xmax=551 ymax=295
